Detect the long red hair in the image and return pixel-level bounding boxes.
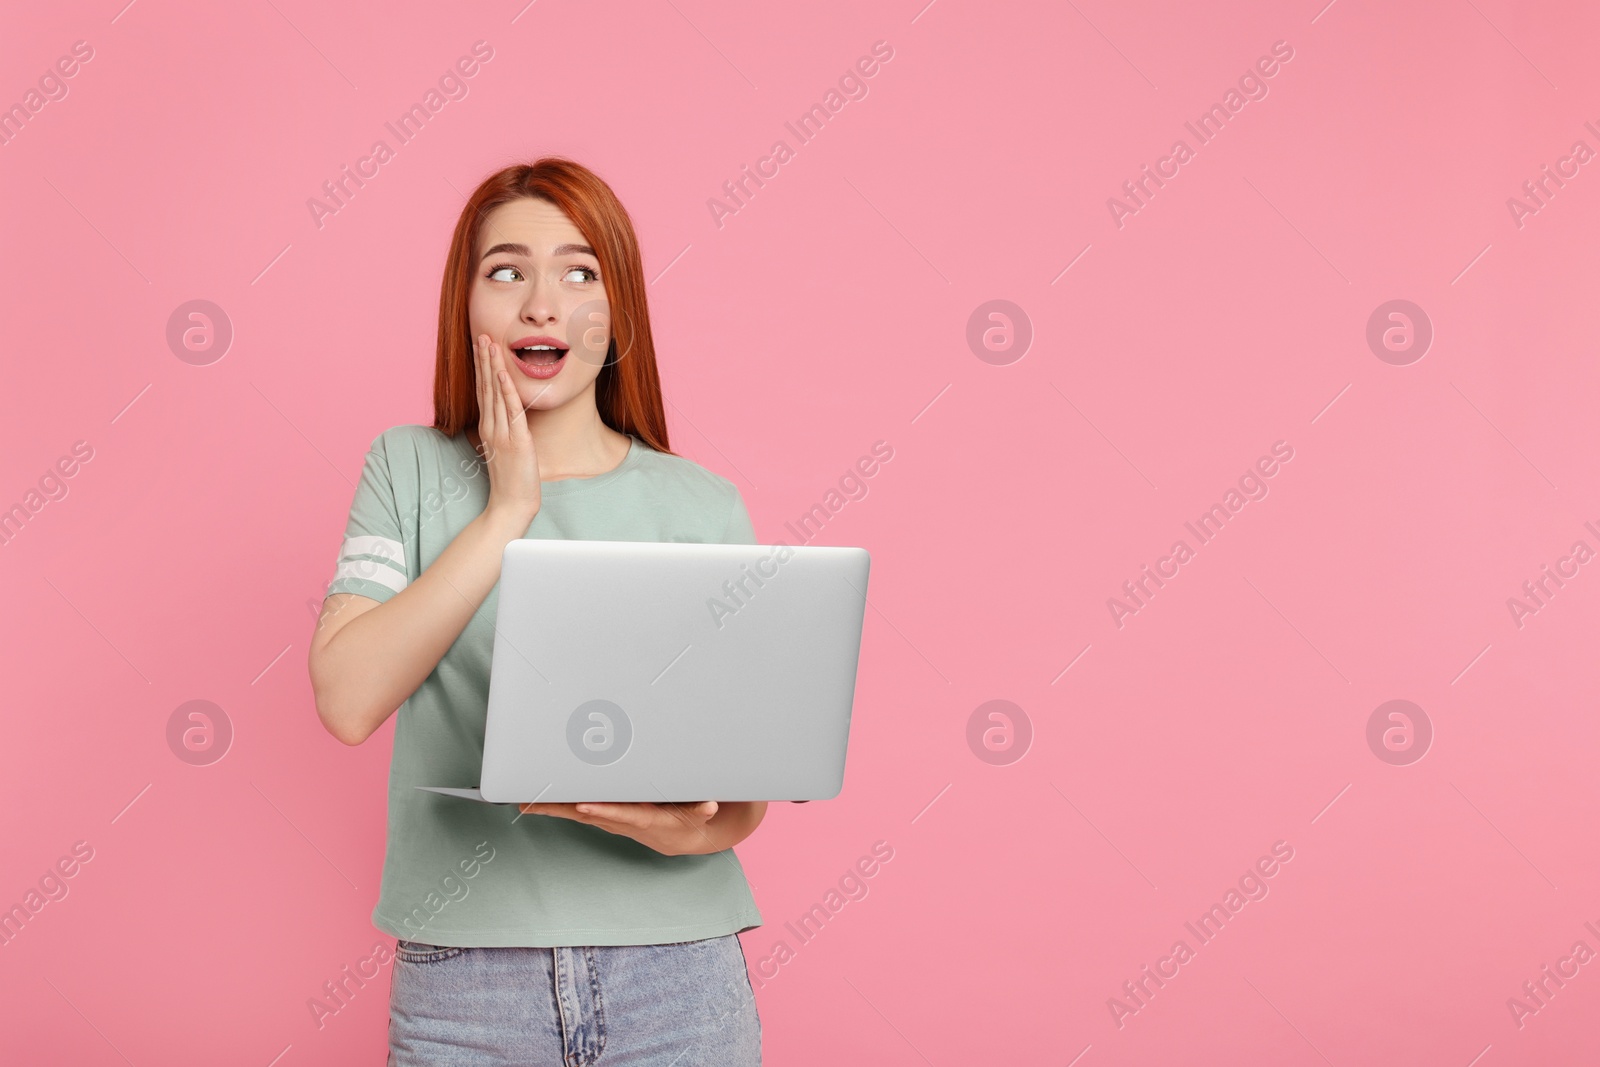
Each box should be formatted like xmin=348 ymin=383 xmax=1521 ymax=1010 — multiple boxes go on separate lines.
xmin=430 ymin=158 xmax=673 ymax=454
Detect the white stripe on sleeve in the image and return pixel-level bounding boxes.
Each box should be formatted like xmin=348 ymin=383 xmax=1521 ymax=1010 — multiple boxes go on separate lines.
xmin=331 ymin=535 xmax=408 ymax=594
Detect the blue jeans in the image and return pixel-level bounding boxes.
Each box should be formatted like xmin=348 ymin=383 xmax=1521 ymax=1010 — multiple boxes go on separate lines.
xmin=387 ymin=934 xmax=762 ymax=1065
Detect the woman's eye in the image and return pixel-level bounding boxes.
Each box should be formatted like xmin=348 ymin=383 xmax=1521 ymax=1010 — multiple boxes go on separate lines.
xmin=487 ymin=264 xmax=596 ymax=283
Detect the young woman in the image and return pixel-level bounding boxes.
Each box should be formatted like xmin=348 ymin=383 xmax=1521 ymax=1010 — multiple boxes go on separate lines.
xmin=308 ymin=158 xmax=766 ymax=1064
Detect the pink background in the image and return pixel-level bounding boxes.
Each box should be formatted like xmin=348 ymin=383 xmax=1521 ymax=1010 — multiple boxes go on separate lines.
xmin=3 ymin=0 xmax=1598 ymax=1062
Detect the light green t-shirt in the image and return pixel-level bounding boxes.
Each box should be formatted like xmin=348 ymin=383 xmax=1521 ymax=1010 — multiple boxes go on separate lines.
xmin=324 ymin=423 xmax=764 ymax=947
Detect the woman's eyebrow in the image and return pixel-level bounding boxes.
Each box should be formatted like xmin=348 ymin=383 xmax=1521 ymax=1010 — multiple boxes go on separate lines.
xmin=480 ymin=242 xmax=597 ymax=261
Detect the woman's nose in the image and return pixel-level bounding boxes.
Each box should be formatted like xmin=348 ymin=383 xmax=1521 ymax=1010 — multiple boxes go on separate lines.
xmin=520 ymin=279 xmax=555 ymax=321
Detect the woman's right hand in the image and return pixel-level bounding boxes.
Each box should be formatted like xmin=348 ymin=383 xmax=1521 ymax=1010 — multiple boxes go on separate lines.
xmin=474 ymin=333 xmax=541 ymax=523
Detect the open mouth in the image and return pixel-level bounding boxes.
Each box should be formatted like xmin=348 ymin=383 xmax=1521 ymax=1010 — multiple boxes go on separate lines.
xmin=513 ymin=344 xmax=567 ymax=366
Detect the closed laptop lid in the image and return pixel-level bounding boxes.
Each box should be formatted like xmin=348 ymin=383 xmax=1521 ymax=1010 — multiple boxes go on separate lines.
xmin=478 ymin=539 xmax=870 ymax=802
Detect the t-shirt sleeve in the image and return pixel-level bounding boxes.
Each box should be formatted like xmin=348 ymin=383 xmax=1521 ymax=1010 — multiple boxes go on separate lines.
xmin=325 ymin=431 xmax=410 ymax=603
xmin=720 ymin=486 xmax=758 ymax=545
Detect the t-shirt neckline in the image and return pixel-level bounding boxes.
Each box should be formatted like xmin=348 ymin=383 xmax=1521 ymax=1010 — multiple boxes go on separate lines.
xmin=455 ymin=430 xmax=644 ymax=498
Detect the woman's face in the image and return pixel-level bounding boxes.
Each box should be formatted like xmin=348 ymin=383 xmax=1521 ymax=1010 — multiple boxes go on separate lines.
xmin=467 ymin=197 xmax=611 ymax=415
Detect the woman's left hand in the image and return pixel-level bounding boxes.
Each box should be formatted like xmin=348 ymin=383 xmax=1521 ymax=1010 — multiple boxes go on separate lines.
xmin=519 ymin=800 xmax=722 ymax=856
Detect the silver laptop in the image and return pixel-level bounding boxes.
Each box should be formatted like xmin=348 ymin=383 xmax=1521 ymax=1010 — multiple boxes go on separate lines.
xmin=417 ymin=539 xmax=870 ymax=803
